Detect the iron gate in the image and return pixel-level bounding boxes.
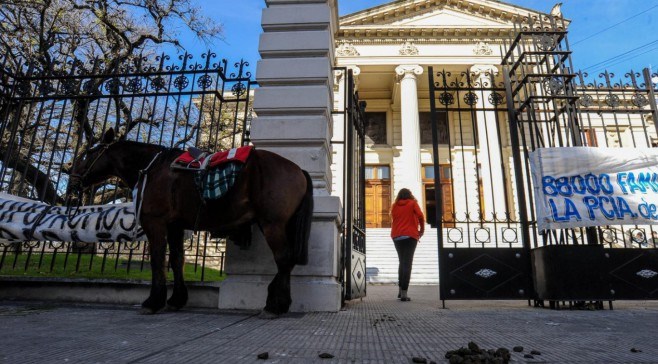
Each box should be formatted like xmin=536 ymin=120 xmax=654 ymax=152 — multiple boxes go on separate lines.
xmin=429 ymin=14 xmax=658 ymax=303
xmin=428 ymin=66 xmax=532 ymax=302
xmin=335 ymin=68 xmax=367 ymax=301
xmin=0 ymin=51 xmax=254 ymax=280
xmin=502 ymin=16 xmax=658 ymax=301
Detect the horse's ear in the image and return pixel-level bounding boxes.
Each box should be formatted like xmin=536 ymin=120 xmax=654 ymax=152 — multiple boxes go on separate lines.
xmin=101 ymin=128 xmax=116 ymax=144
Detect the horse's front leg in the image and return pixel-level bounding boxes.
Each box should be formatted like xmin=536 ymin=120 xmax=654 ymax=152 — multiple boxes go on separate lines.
xmin=261 ymin=223 xmax=295 ymax=317
xmin=166 ymin=225 xmax=188 ymax=311
xmin=141 ymin=222 xmax=168 ymax=314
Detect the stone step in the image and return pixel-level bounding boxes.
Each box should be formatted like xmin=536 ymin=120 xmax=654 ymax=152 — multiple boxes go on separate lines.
xmin=364 ymin=228 xmax=439 ymax=284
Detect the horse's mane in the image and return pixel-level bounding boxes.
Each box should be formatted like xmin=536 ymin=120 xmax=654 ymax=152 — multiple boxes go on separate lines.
xmin=115 ymin=140 xmax=184 ymax=160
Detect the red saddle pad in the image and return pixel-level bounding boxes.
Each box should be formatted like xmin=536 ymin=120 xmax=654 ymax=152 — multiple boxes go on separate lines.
xmin=175 ymin=146 xmax=252 ymax=168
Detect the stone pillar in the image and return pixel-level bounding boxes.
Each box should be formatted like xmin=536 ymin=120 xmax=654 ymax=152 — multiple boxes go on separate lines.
xmin=471 ymin=64 xmax=505 ymax=220
xmin=395 ymin=65 xmax=424 ymax=202
xmin=218 ymin=0 xmax=342 ymax=312
xmin=331 ymin=69 xmax=346 ymax=204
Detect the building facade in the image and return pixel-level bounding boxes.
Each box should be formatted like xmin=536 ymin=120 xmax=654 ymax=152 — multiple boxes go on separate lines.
xmin=331 ymin=0 xmax=657 ymax=284
xmin=333 ymin=0 xmax=539 ymax=229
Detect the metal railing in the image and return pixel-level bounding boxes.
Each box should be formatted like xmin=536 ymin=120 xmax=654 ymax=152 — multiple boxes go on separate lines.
xmin=0 ymin=51 xmax=255 ymax=281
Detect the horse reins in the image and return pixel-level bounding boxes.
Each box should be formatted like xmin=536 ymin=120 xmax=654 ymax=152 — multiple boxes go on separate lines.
xmin=68 ymin=142 xmax=164 ymax=240
xmin=67 ymin=143 xmax=113 ymax=218
xmin=133 ymin=150 xmax=164 ymax=239
xmin=69 ymin=143 xmax=112 ymax=185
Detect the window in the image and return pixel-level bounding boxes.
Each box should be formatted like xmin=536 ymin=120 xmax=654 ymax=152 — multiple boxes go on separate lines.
xmin=422 ymin=165 xmax=451 ymax=180
xmin=419 ymin=111 xmax=449 ymax=145
xmin=423 ymin=166 xmax=434 ymax=179
xmin=365 ymin=166 xmax=374 ymax=180
xmin=421 ymin=164 xmax=454 ymax=227
xmin=366 ymin=165 xmax=390 ymax=180
xmin=364 ymin=112 xmax=387 ymax=144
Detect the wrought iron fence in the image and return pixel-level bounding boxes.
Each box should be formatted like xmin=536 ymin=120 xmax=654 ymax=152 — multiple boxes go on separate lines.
xmin=0 ymin=51 xmax=255 ymax=280
xmin=573 ymin=69 xmax=658 ymax=249
xmin=0 ymin=234 xmax=225 ymax=281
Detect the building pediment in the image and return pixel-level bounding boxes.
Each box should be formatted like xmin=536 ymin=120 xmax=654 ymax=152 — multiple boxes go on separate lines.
xmin=339 ymin=0 xmax=567 ymax=40
xmin=389 ymin=7 xmax=509 ymax=27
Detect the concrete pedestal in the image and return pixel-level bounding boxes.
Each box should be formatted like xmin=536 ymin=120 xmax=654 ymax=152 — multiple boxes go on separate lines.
xmin=218 ymin=0 xmax=342 ymax=312
xmin=218 ymin=196 xmax=342 ymax=312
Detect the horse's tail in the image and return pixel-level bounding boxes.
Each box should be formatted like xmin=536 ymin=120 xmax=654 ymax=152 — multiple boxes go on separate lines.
xmin=288 ymin=169 xmax=313 ymax=265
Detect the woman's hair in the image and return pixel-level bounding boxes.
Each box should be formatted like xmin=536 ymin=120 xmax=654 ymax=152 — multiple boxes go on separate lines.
xmin=395 ymin=188 xmax=416 ymax=203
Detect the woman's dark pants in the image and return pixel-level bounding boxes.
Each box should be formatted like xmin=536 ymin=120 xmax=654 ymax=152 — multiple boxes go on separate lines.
xmin=393 ymin=238 xmax=418 ymax=290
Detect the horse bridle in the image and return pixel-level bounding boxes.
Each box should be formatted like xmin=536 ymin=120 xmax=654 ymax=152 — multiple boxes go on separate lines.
xmin=69 ymin=142 xmax=113 ymax=188
xmin=66 ymin=142 xmax=113 ymax=217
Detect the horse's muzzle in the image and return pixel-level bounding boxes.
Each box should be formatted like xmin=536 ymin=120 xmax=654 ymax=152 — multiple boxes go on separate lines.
xmin=65 ymin=175 xmax=89 ymax=208
xmin=64 ymin=177 xmax=85 ymax=218
xmin=66 ymin=174 xmax=84 ymax=194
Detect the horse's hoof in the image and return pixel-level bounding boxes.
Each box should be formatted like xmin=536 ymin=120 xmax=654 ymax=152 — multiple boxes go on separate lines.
xmin=165 ymin=304 xmax=183 ymax=312
xmin=258 ymin=310 xmax=280 ymax=319
xmin=138 ymin=307 xmax=159 ymax=315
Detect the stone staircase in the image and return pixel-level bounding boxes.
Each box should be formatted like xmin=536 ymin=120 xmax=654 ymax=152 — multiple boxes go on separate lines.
xmin=365 ymin=227 xmax=439 ymax=284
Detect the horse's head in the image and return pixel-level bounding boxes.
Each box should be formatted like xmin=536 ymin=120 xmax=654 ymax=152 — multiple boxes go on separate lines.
xmin=67 ymin=128 xmax=118 ymax=195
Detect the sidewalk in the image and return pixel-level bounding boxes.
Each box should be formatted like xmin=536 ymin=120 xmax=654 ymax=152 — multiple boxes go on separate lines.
xmin=1 ymin=284 xmax=657 ymax=363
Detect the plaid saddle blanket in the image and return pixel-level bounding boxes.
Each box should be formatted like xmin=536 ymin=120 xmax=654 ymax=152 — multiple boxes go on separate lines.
xmin=195 ymin=162 xmax=243 ymax=200
xmin=172 ymin=146 xmax=252 ymax=200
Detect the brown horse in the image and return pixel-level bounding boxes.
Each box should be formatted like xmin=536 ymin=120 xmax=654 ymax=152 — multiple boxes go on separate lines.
xmin=68 ymin=128 xmax=313 ymax=316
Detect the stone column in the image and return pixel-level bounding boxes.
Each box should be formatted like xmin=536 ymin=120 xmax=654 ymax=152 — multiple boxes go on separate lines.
xmin=471 ymin=64 xmax=505 ymax=220
xmin=395 ymin=65 xmax=424 ymax=202
xmin=218 ymin=0 xmax=342 ymax=312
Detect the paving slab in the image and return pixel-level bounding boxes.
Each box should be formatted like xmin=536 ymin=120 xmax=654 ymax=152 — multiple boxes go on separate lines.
xmin=1 ymin=285 xmax=657 ymax=363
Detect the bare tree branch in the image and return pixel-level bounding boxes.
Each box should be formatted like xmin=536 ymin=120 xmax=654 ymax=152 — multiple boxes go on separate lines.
xmin=0 ymin=147 xmax=62 ymax=204
xmin=0 ymin=0 xmax=223 ymax=204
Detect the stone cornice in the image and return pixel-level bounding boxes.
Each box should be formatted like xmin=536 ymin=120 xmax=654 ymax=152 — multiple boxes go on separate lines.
xmin=335 ymin=37 xmax=508 ymax=46
xmin=337 ymin=27 xmax=516 ymax=40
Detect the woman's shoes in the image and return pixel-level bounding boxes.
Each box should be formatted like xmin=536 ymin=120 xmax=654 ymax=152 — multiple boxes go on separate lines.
xmin=399 ymin=289 xmax=410 ymax=301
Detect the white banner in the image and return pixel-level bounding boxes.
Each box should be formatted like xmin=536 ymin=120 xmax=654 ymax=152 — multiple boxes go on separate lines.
xmin=529 ymin=147 xmax=658 ymax=231
xmin=0 ymin=192 xmax=146 ymax=243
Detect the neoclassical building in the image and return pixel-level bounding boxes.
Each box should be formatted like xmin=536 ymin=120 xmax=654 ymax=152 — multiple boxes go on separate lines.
xmin=332 ymin=0 xmax=544 ymax=229
xmin=330 ymin=0 xmax=657 ymax=284
xmin=220 ymin=0 xmax=656 ymax=309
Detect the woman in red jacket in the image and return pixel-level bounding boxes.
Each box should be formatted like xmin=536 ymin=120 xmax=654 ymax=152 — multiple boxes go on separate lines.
xmin=390 ymin=188 xmax=425 ymax=301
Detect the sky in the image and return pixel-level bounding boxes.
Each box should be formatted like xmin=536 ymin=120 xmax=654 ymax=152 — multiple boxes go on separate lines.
xmin=173 ymin=0 xmax=657 ymax=80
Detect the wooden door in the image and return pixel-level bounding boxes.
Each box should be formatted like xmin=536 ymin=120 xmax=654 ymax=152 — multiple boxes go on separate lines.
xmin=423 ymin=165 xmax=454 ymax=228
xmin=440 ymin=181 xmax=454 ymax=227
xmin=365 ymin=166 xmax=391 ymax=228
